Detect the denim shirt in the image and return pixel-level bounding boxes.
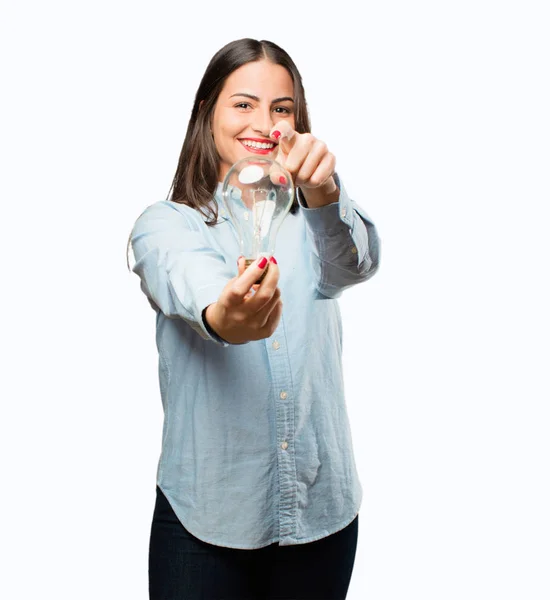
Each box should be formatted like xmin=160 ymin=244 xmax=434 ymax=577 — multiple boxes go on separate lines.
xmin=130 ymin=173 xmax=380 ymax=549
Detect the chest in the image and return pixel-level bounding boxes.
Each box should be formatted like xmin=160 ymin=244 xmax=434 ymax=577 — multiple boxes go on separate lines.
xmin=206 ymin=212 xmax=313 ymax=296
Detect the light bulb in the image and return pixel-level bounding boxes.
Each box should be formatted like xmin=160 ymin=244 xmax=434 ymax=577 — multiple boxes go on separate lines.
xmin=221 ymin=157 xmax=294 ymax=281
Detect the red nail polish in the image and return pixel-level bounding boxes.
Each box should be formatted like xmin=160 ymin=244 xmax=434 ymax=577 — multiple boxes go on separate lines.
xmin=270 ymin=256 xmax=278 ymax=264
xmin=272 ymin=130 xmax=281 ymax=140
xmin=279 ymin=176 xmax=287 ymax=185
xmin=258 ymin=257 xmax=268 ymax=269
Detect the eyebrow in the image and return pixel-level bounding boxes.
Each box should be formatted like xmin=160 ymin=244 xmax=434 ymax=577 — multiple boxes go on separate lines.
xmin=229 ymin=93 xmax=294 ymax=104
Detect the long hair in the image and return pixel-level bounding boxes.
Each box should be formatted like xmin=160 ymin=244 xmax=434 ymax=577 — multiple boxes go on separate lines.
xmin=170 ymin=38 xmax=311 ymax=224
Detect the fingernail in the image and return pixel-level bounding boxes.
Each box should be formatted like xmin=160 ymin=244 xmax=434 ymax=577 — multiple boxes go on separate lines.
xmin=258 ymin=257 xmax=268 ymax=269
xmin=270 ymin=256 xmax=277 ymax=264
xmin=272 ymin=130 xmax=281 ymax=140
xmin=279 ymin=176 xmax=287 ymax=185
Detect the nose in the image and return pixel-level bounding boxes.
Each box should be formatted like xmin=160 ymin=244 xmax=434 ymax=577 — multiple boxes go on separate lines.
xmin=252 ymin=106 xmax=274 ymax=137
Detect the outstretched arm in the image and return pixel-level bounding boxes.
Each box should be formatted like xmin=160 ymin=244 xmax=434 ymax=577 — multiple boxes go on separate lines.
xmin=269 ymin=121 xmax=380 ymax=298
xmin=298 ymin=173 xmax=380 ymax=298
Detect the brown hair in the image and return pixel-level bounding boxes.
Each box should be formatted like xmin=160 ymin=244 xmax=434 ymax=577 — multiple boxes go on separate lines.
xmin=169 ymin=38 xmax=311 ymax=224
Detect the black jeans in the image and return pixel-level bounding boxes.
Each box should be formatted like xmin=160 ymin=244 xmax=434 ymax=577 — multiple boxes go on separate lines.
xmin=149 ymin=486 xmax=359 ymax=600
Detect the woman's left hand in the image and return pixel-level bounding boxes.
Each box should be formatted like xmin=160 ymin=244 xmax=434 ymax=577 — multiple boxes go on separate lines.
xmin=269 ymin=121 xmax=336 ymax=190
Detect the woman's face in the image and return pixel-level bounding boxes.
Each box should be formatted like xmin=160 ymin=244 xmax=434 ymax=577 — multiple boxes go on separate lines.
xmin=211 ymin=60 xmax=296 ymax=182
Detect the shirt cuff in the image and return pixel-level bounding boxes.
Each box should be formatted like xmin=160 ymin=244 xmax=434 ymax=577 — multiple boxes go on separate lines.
xmin=201 ymin=305 xmax=231 ymax=346
xmin=296 ymin=173 xmax=355 ymax=232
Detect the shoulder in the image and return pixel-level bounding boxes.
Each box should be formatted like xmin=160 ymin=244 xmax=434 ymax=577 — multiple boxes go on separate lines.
xmin=132 ymin=200 xmax=208 ymax=235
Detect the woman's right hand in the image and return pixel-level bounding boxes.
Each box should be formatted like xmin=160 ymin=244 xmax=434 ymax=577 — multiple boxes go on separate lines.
xmin=204 ymin=256 xmax=282 ymax=344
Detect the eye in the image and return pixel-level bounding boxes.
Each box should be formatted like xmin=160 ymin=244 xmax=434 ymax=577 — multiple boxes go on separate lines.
xmin=274 ymin=107 xmax=291 ymax=114
xmin=235 ymin=102 xmax=252 ymax=110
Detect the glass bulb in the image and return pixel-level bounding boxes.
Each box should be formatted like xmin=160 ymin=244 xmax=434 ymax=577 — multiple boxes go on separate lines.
xmin=221 ymin=157 xmax=294 ymax=271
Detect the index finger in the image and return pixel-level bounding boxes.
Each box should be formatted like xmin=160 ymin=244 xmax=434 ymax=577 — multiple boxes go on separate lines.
xmin=228 ymin=256 xmax=272 ymax=302
xmin=247 ymin=258 xmax=280 ymax=312
xmin=270 ymin=121 xmax=297 ymax=163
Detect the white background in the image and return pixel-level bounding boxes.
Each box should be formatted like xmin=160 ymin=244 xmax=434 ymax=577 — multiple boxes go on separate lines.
xmin=1 ymin=0 xmax=549 ymax=598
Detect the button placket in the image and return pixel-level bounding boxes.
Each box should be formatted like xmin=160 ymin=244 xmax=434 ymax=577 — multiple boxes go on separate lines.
xmin=265 ymin=320 xmax=297 ymax=542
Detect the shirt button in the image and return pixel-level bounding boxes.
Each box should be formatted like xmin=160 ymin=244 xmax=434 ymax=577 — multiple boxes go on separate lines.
xmin=280 ymin=391 xmax=288 ymax=400
xmin=272 ymin=340 xmax=280 ymax=350
xmin=341 ymin=208 xmax=347 ymax=218
xmin=281 ymin=441 xmax=289 ymax=450
xmin=351 ymin=246 xmax=358 ymax=254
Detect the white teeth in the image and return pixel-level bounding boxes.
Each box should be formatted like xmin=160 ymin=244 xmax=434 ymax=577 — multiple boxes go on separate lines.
xmin=242 ymin=140 xmax=274 ymax=149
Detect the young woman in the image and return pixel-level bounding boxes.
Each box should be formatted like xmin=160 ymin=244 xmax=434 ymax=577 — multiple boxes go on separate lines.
xmin=129 ymin=38 xmax=380 ymax=600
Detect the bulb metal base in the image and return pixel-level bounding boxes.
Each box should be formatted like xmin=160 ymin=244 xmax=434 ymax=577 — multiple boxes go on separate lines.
xmin=245 ymin=258 xmax=269 ymax=285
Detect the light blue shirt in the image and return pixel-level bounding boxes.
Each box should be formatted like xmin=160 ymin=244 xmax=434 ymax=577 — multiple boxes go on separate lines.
xmin=130 ymin=173 xmax=380 ymax=549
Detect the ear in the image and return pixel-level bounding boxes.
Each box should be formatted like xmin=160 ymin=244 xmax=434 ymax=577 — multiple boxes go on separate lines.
xmin=199 ymin=100 xmax=204 ymax=110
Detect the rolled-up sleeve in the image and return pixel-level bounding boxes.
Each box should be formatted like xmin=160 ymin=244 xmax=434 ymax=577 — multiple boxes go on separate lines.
xmin=297 ymin=173 xmax=380 ymax=298
xmin=129 ymin=201 xmax=233 ymax=345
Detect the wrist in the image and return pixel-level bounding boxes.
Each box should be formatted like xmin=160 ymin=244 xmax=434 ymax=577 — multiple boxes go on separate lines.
xmin=300 ymin=176 xmax=340 ymax=208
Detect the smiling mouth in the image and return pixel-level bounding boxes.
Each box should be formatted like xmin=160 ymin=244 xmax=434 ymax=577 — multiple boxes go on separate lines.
xmin=239 ymin=139 xmax=277 ymax=153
